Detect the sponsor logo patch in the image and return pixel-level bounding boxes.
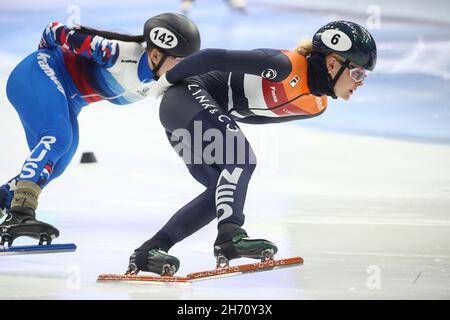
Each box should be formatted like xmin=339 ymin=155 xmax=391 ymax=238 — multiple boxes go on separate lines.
xmin=261 ymin=68 xmax=277 ymax=80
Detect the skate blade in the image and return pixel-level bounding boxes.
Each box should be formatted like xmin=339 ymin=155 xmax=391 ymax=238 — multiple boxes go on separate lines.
xmin=0 ymin=243 xmax=76 ymax=255
xmin=97 ymin=274 xmax=190 ymax=284
xmin=188 ymin=256 xmax=304 ymax=282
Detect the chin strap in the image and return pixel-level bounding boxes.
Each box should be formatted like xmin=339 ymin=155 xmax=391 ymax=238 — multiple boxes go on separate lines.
xmin=151 ymin=53 xmax=169 ymax=81
xmin=328 ymin=59 xmax=350 ymax=99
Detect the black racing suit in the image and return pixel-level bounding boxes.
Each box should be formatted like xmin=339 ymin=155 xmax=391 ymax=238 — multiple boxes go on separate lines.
xmin=137 ymin=48 xmax=327 ymax=254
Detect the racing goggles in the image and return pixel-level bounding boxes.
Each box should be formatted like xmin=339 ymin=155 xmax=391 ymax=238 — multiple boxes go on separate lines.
xmin=338 ymin=58 xmax=369 ymax=83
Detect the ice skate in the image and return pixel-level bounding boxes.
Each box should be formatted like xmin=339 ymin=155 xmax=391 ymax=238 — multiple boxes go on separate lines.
xmin=213 ymin=223 xmax=278 ymax=268
xmin=99 ymin=225 xmax=300 ymax=284
xmin=0 ymin=207 xmax=59 ymax=249
xmin=126 ymin=248 xmax=180 ymax=276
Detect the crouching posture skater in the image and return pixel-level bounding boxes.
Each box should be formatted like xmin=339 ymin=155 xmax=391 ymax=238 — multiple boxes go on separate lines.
xmin=127 ymin=21 xmax=377 ymax=276
xmin=0 ymin=13 xmax=201 ymax=247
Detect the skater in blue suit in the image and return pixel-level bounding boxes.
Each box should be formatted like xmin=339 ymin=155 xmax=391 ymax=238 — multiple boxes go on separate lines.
xmin=0 ymin=13 xmax=201 ymax=247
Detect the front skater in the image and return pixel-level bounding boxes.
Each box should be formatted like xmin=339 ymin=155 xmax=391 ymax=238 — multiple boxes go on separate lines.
xmin=0 ymin=13 xmax=201 ymax=248
xmin=127 ymin=21 xmax=377 ymax=276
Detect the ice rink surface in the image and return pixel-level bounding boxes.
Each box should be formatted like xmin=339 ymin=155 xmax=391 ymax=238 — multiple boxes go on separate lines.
xmin=0 ymin=0 xmax=449 ymax=299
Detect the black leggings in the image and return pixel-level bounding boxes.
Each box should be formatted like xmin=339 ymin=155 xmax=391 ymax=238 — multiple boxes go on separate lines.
xmin=138 ymin=79 xmax=256 ymax=252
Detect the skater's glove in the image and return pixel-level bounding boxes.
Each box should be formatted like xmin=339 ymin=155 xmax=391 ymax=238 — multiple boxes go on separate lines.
xmin=149 ymin=74 xmax=172 ymax=100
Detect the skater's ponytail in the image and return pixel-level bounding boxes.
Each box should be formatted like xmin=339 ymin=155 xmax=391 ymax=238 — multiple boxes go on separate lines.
xmin=74 ymin=25 xmax=145 ymax=43
xmin=295 ymin=39 xmax=313 ymax=57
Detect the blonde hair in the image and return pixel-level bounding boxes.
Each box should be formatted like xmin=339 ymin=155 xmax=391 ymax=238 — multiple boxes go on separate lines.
xmin=295 ymin=39 xmax=313 ymax=56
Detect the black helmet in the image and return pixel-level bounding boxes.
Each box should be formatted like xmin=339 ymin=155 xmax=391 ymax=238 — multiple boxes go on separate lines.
xmin=312 ymin=21 xmax=377 ymax=71
xmin=144 ymin=13 xmax=201 ymax=58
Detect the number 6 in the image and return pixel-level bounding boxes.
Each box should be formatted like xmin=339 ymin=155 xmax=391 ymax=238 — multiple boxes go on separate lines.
xmin=331 ymin=34 xmax=341 ymax=45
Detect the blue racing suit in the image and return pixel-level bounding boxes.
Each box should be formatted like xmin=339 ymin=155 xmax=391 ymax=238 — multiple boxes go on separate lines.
xmin=0 ymin=22 xmax=156 ymax=214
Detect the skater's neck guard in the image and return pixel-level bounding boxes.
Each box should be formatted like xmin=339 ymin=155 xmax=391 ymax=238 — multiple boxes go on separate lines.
xmin=307 ymin=52 xmax=337 ymax=99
